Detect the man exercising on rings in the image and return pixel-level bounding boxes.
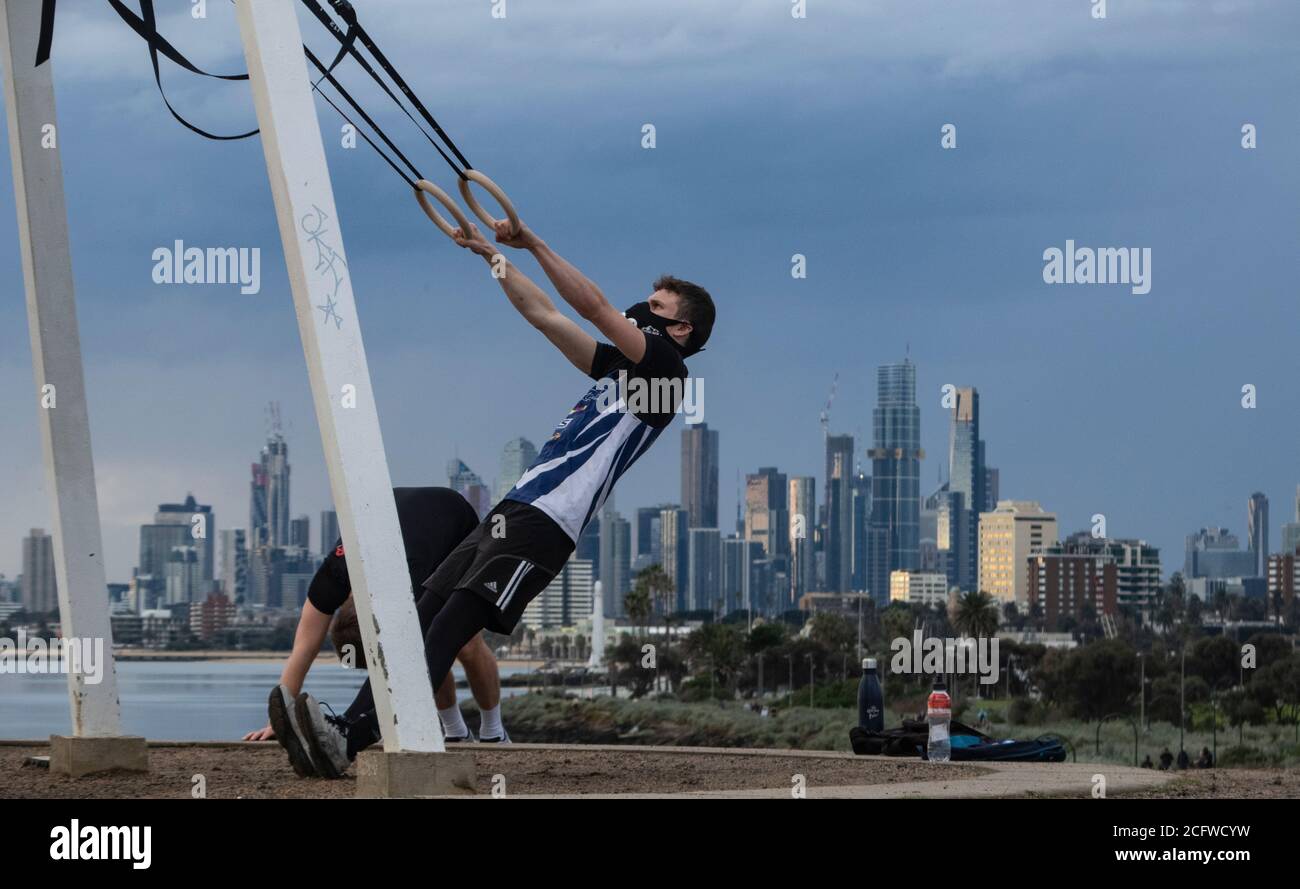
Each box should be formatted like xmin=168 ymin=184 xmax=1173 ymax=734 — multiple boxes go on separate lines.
xmin=293 ymin=217 xmax=715 ymax=775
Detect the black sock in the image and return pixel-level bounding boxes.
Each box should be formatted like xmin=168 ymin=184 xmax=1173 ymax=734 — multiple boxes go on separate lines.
xmin=342 ymin=589 xmax=493 ymax=759
xmin=345 ymin=709 xmax=381 ymax=760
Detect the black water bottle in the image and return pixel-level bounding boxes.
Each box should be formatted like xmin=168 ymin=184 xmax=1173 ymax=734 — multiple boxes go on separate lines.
xmin=857 ymin=657 xmax=884 ymax=731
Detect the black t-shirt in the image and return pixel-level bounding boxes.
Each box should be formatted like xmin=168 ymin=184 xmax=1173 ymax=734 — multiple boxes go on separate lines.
xmin=306 ymin=487 xmax=479 ymax=615
xmin=588 ymin=332 xmax=688 ymax=429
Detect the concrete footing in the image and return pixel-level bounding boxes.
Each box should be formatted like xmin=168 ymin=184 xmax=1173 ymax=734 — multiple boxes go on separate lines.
xmin=355 ymin=749 xmax=476 ymax=798
xmin=49 ymin=735 xmax=149 ymax=777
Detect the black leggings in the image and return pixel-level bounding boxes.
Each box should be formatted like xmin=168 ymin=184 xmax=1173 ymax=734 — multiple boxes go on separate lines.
xmin=342 ymin=587 xmax=495 ymax=757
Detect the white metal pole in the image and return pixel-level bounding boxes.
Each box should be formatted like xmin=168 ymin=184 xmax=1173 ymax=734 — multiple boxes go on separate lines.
xmin=0 ymin=0 xmax=123 ymax=737
xmin=234 ymin=0 xmax=442 ymax=752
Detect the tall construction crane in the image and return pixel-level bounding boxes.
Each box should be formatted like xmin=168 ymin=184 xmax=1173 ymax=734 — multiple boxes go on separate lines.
xmin=819 ymin=372 xmax=839 ymax=441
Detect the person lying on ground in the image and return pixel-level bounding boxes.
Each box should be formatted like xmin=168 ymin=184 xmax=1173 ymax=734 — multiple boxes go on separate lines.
xmin=243 ymin=487 xmax=509 ymax=777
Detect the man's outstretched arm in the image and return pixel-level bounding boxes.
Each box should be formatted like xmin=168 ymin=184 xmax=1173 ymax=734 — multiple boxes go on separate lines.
xmin=490 ymin=222 xmax=647 ymax=364
xmin=453 ymin=224 xmax=597 ymax=373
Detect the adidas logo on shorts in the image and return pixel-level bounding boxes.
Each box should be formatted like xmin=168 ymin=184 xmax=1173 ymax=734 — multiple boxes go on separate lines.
xmin=484 ymin=581 xmax=498 ymax=593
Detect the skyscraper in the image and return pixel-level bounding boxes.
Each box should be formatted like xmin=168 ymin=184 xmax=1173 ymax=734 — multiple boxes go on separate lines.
xmin=319 ymin=510 xmax=339 ymax=555
xmin=262 ymin=434 xmax=288 ymax=545
xmin=220 ymin=528 xmax=248 ymax=602
xmin=576 ymin=521 xmax=600 ymax=576
xmin=250 ymin=431 xmax=290 ymax=548
xmin=290 ymin=515 xmax=311 ymax=551
xmin=867 ymin=360 xmax=922 ymax=603
xmin=849 ymin=469 xmax=871 ymax=591
xmin=634 ymin=506 xmax=665 ymax=571
xmin=688 ymin=527 xmax=723 ymax=613
xmin=983 ymin=466 xmax=1000 ymax=512
xmin=599 ymin=505 xmax=631 ymax=618
xmin=154 ymin=494 xmax=215 ymax=584
xmin=21 ymin=529 xmax=57 ymax=614
xmin=447 ymin=458 xmax=491 ymax=519
xmin=789 ymin=476 xmax=817 ymax=601
xmin=522 ymin=559 xmax=594 ymax=629
xmin=1184 ymin=527 xmax=1255 ymax=579
xmin=824 ymin=434 xmax=854 ymax=592
xmin=1282 ymin=485 xmax=1300 ymax=556
xmin=721 ymin=536 xmax=762 ymax=615
xmin=745 ymin=467 xmax=789 ymax=564
xmin=249 ymin=462 xmax=268 ymax=547
xmin=930 ymin=486 xmax=961 ymax=590
xmin=1248 ymin=492 xmax=1269 ymax=577
xmin=660 ymin=506 xmax=690 ymax=612
xmin=979 ymin=501 xmax=1058 ymax=608
xmin=681 ymin=423 xmax=720 ymax=529
xmin=948 ymin=387 xmax=983 ymax=592
xmin=495 ymin=436 xmax=538 ymax=501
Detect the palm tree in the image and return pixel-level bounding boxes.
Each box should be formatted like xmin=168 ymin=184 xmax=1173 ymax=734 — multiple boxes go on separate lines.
xmin=631 ymin=564 xmax=676 ymax=641
xmin=951 ymin=590 xmax=1000 ymax=639
xmin=623 ymin=584 xmax=652 ymax=640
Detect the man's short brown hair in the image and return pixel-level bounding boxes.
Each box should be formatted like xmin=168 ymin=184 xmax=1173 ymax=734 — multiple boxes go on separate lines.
xmin=653 ymin=275 xmax=715 ymax=351
xmin=330 ymin=596 xmax=366 ymax=669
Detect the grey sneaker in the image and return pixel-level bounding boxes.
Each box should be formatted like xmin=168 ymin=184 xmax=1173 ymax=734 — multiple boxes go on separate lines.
xmin=445 ymin=728 xmax=477 ymax=743
xmin=267 ymin=685 xmax=317 ymax=778
xmin=294 ymin=692 xmax=351 ymax=779
xmin=478 ymin=727 xmax=511 ymax=744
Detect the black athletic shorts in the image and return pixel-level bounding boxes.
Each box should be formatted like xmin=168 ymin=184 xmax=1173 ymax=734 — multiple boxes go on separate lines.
xmin=420 ymin=499 xmax=575 ymax=634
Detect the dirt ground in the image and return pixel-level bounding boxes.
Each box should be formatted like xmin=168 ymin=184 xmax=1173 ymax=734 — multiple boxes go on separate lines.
xmin=2 ymin=743 xmax=955 ymax=799
xmin=6 ymin=742 xmax=1295 ymax=798
xmin=1117 ymin=767 xmax=1300 ymax=799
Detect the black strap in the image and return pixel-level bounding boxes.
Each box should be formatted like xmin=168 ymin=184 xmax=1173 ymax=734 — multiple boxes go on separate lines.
xmin=300 ymin=0 xmax=466 ymax=178
xmin=107 ymin=0 xmax=248 ymax=82
xmin=41 ymin=0 xmax=468 ymax=193
xmin=311 ymin=0 xmax=358 ymax=89
xmin=35 ymin=0 xmax=57 ymax=67
xmin=303 ymin=45 xmax=423 ymax=185
xmin=313 ymin=84 xmax=418 ymax=189
xmin=108 ymin=0 xmax=258 ymax=140
xmin=320 ymin=0 xmax=473 ymax=177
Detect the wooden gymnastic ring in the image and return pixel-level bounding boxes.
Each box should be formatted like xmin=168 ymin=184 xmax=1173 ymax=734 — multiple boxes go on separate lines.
xmin=414 ymin=179 xmax=474 ymax=240
xmin=456 ymin=169 xmax=521 ymax=235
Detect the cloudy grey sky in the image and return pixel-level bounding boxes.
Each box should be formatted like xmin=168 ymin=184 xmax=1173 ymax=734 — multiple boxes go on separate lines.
xmin=2 ymin=0 xmax=1298 ymax=583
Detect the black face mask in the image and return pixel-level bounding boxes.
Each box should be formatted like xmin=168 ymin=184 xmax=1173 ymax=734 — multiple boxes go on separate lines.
xmin=624 ymin=301 xmax=702 ymax=358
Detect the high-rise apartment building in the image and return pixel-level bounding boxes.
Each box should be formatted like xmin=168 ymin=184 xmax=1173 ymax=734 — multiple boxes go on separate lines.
xmin=867 ymin=360 xmax=922 ymax=603
xmin=789 ymin=475 xmax=817 ymax=601
xmin=250 ymin=432 xmax=290 ymax=548
xmin=447 ymin=458 xmax=492 ymax=519
xmin=660 ymin=506 xmax=690 ymax=612
xmin=948 ymin=387 xmax=983 ymax=592
xmin=20 ymin=528 xmax=57 ymax=614
xmin=495 ymin=436 xmax=538 ymax=501
xmin=681 ymin=423 xmax=719 ymax=529
xmin=688 ymin=527 xmax=723 ymax=613
xmin=1248 ymin=492 xmax=1269 ymax=577
xmin=979 ymin=500 xmax=1057 ymax=608
xmin=824 ymin=434 xmax=854 ymax=592
xmin=598 ymin=503 xmax=631 ymax=619
xmin=745 ymin=467 xmax=789 ymax=564
xmin=319 ymin=510 xmax=339 ymax=555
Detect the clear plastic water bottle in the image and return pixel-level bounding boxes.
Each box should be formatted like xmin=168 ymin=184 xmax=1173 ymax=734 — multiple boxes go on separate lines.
xmin=926 ymin=678 xmax=952 ymax=763
xmin=857 ymin=658 xmax=884 ymax=732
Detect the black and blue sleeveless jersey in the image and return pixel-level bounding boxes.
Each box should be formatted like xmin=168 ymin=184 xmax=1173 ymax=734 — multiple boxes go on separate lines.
xmin=504 ymin=334 xmax=687 ymax=541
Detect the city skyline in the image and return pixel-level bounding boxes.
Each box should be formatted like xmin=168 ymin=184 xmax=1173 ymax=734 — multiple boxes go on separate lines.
xmin=2 ymin=1 xmax=1297 ymax=591
xmin=5 ymin=371 xmax=1299 ymax=595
